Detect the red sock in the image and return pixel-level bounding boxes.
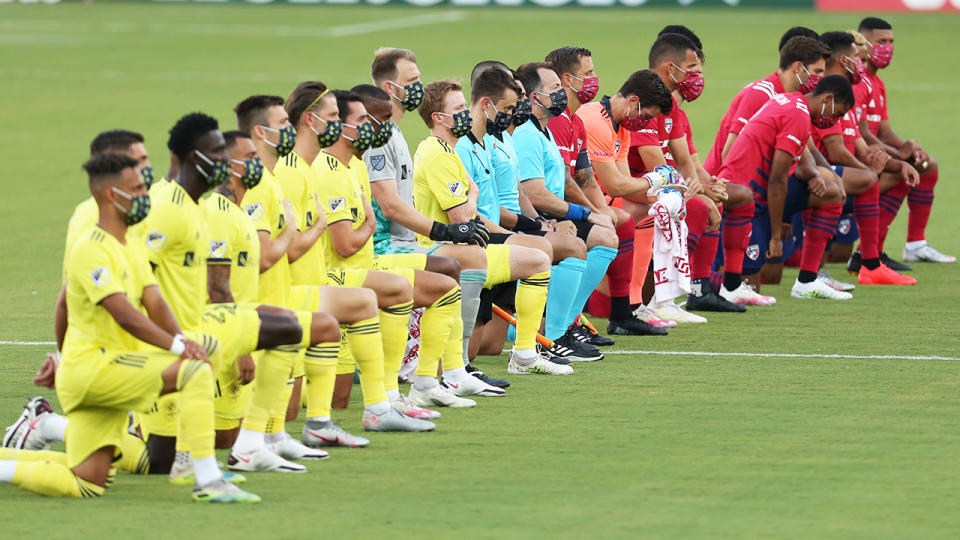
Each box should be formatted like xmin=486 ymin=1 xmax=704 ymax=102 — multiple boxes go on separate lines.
xmin=694 ymin=233 xmax=721 ymax=280
xmin=721 ymin=201 xmax=754 ymax=275
xmin=878 ymin=182 xmax=909 ymax=251
xmin=801 ymin=203 xmax=842 ymax=273
xmin=630 ymin=217 xmax=654 ymax=304
xmin=685 ymin=197 xmax=718 ymax=280
xmin=906 ymin=170 xmax=937 ymax=242
xmin=606 ymin=215 xmax=635 ymax=299
xmin=853 ymin=182 xmax=881 ymax=260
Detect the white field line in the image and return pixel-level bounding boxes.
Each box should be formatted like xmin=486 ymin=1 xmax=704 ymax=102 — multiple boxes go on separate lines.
xmin=2 ymin=341 xmax=956 ymax=362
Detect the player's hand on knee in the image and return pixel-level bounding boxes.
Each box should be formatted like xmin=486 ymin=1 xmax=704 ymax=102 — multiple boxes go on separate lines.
xmin=901 ymin=163 xmax=920 ymax=187
xmin=33 ymin=352 xmax=59 ymax=389
xmin=182 ymin=339 xmax=209 ymax=364
xmin=808 ymin=175 xmax=828 ymax=197
xmin=236 ymin=355 xmax=255 ymax=385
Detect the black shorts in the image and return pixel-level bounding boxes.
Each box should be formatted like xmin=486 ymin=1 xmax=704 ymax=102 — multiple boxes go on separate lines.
xmin=573 ymin=220 xmax=594 ymax=241
xmin=477 ymin=282 xmax=517 ymax=323
xmin=487 ymin=232 xmax=512 ymax=245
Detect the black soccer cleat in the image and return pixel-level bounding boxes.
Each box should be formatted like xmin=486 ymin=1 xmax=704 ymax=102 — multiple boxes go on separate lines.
xmin=685 ymin=279 xmax=746 ymax=313
xmin=537 ymin=343 xmax=574 ymax=365
xmin=846 ymin=250 xmax=862 ymax=276
xmin=880 ymin=252 xmax=912 ymax=272
xmin=571 ymin=324 xmax=615 ymax=347
xmin=553 ymin=332 xmax=603 ymax=362
xmin=606 ymin=316 xmax=668 ymax=336
xmin=465 ymin=364 xmax=510 ymax=389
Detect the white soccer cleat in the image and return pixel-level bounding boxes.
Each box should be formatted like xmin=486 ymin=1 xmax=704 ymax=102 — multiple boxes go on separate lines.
xmin=2 ymin=406 xmax=32 ymax=449
xmin=441 ymin=374 xmax=506 ymax=397
xmin=651 ymin=302 xmax=707 ymax=324
xmin=903 ymin=243 xmax=956 ymax=263
xmin=391 ymin=394 xmax=441 ymax=420
xmin=817 ymin=269 xmax=856 ymax=292
xmin=192 ymin=478 xmax=261 ymax=504
xmin=409 ymin=385 xmax=476 ymax=408
xmin=720 ymin=282 xmax=777 ymax=306
xmin=267 ymin=431 xmax=329 ymax=461
xmin=3 ymin=397 xmax=55 ymax=451
xmin=631 ymin=305 xmax=678 ymax=328
xmin=790 ymin=277 xmax=853 ymax=300
xmin=507 ymin=353 xmax=574 ymax=376
xmin=362 ymin=408 xmax=436 ymax=432
xmin=301 ymin=422 xmax=370 ymax=448
xmin=227 ymin=446 xmax=307 ymax=473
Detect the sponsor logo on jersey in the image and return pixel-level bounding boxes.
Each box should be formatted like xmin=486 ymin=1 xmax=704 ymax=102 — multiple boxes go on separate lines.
xmin=245 ymin=203 xmax=263 ymax=221
xmin=91 ymin=266 xmax=109 ymax=286
xmin=746 ymin=244 xmax=760 ymax=261
xmin=329 ymin=198 xmax=345 ymax=212
xmin=146 ymin=231 xmax=166 ymax=250
xmin=369 ymin=154 xmax=386 ymax=171
xmin=787 ymin=134 xmax=802 ymax=146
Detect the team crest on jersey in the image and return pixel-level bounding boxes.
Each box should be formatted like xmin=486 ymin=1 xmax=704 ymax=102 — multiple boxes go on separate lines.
xmin=329 ymin=198 xmax=345 ymax=212
xmin=370 ymin=155 xmax=386 ymax=172
xmin=91 ymin=266 xmax=110 ymax=286
xmin=746 ymin=244 xmax=760 ymax=261
xmin=209 ymin=241 xmax=227 ymax=259
xmin=238 ymin=251 xmax=248 ymax=267
xmin=838 ymin=218 xmax=851 ymax=235
xmin=448 ymin=181 xmax=464 ymax=196
xmin=664 ymin=118 xmax=673 ymax=134
xmin=245 ymin=203 xmax=263 ymax=221
xmin=146 ymin=231 xmax=166 ymax=250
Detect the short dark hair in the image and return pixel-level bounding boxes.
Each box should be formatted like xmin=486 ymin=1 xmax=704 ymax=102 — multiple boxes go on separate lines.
xmin=83 ymin=152 xmax=138 ymax=186
xmin=813 ymin=74 xmax=855 ymax=107
xmin=371 ymin=47 xmax=417 ymax=84
xmin=471 ymin=60 xmax=510 ymax=89
xmin=780 ymin=26 xmax=819 ymax=52
xmin=89 ymin=130 xmax=143 ymax=157
xmin=285 ymin=81 xmax=329 ymax=128
xmin=516 ymin=62 xmax=550 ymax=96
xmin=779 ymin=36 xmax=832 ymax=70
xmin=544 ymin=47 xmax=592 ymax=78
xmin=659 ymin=25 xmax=702 ymax=51
xmin=859 ymin=17 xmax=892 ymax=32
xmin=234 ymin=95 xmax=284 ymax=134
xmin=820 ymin=31 xmax=856 ymax=58
xmin=332 ymin=90 xmax=363 ymax=123
xmin=648 ymin=33 xmax=700 ymax=69
xmin=223 ymin=130 xmax=250 ymax=150
xmin=471 ymin=67 xmax=521 ymax=105
xmin=167 ymin=112 xmax=219 ymax=160
xmin=618 ymin=70 xmax=672 ymax=115
xmin=351 ymin=84 xmax=391 ymax=103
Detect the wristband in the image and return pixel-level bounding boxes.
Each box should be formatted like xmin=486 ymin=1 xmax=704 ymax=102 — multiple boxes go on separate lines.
xmin=513 ymin=215 xmax=541 ymax=232
xmin=169 ymin=334 xmax=186 ymax=356
xmin=565 ymin=203 xmax=590 ymax=221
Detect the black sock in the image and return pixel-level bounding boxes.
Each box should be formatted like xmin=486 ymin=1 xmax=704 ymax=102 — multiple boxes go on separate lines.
xmin=610 ymin=296 xmax=631 ymax=321
xmin=797 ymin=270 xmax=818 ymax=283
xmin=723 ymin=272 xmax=742 ymax=291
xmin=863 ymin=258 xmax=881 ymax=270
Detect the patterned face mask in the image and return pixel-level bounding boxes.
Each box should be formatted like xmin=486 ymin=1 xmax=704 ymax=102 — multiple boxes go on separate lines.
xmin=231 ymin=157 xmax=263 ymax=189
xmin=484 ymin=100 xmax=513 ymax=136
xmin=112 ymin=187 xmax=151 ymax=225
xmin=369 ymin=116 xmax=396 ymax=149
xmin=568 ymin=74 xmax=600 ymax=104
xmin=344 ymin=121 xmax=376 ymax=153
xmin=798 ymin=65 xmax=821 ymax=93
xmin=139 ymin=166 xmax=155 ymax=189
xmin=534 ymin=89 xmax=568 ymax=117
xmin=261 ymin=124 xmax=296 ymax=157
xmin=310 ymin=113 xmax=342 ymax=148
xmin=842 ymin=55 xmax=865 ymax=85
xmin=437 ymin=110 xmax=473 ymax=138
xmin=389 ymin=80 xmax=425 ymax=111
xmin=812 ymin=100 xmax=842 ymax=129
xmin=870 ymin=42 xmax=894 ymax=69
xmin=194 ymin=150 xmax=230 ymax=187
xmin=621 ymin=101 xmax=653 ymax=132
xmin=670 ymin=64 xmax=705 ymax=102
xmin=512 ymin=97 xmax=533 ymax=126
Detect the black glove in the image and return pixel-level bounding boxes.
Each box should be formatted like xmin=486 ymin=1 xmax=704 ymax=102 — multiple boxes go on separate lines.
xmin=430 ymin=220 xmax=489 ymax=247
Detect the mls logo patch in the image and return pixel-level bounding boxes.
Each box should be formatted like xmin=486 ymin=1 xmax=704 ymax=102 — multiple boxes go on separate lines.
xmin=370 ymin=155 xmax=386 ymax=172
xmin=238 ymin=251 xmax=248 ymax=267
xmin=210 ymin=241 xmax=227 ymax=258
xmin=746 ymin=244 xmax=760 ymax=261
xmin=91 ymin=266 xmax=110 ymax=286
xmin=329 ymin=198 xmax=345 ymax=212
xmin=245 ymin=203 xmax=263 ymax=221
xmin=448 ymin=181 xmax=463 ymax=197
xmin=146 ymin=231 xmax=166 ymax=250
xmin=664 ymin=118 xmax=673 ymax=134
xmin=838 ymin=218 xmax=851 ymax=235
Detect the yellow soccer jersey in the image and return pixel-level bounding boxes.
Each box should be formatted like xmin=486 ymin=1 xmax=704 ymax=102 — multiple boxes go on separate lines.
xmin=60 ymin=226 xmax=156 ymax=412
xmin=313 ymin=152 xmax=374 ymax=269
xmin=203 ymin=191 xmax=260 ymax=304
xmin=412 ymin=136 xmax=472 ymax=243
xmin=241 ymin=168 xmax=291 ymax=306
xmin=274 ymin=151 xmax=326 ymax=285
xmin=141 ymin=180 xmax=208 ymax=331
xmin=62 ymin=197 xmax=98 ymax=283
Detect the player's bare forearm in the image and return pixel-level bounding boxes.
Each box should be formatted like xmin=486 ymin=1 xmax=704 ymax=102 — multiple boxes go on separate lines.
xmin=522 ymin=178 xmax=568 ymax=218
xmin=573 ymin=166 xmax=594 ymax=188
xmin=101 ymin=293 xmax=179 ymax=351
xmin=259 ymin=225 xmax=295 ymax=272
xmin=859 ymin=118 xmax=901 ymax=156
xmin=516 ymin=183 xmax=540 ymax=218
xmin=594 ymin=161 xmax=647 ymax=198
xmin=825 ymin=137 xmax=867 ymax=169
xmin=636 ymin=145 xmax=667 ymax=170
xmin=499 ymin=207 xmax=519 ymax=228
xmin=481 ymin=215 xmax=510 ymax=235
xmin=207 ymin=264 xmax=235 ymax=304
xmin=287 ymin=228 xmax=318 ymax=263
xmin=142 ymin=285 xmax=182 ymax=336
xmin=563 ymin=172 xmax=595 ymax=209
xmin=371 ymin=180 xmax=434 ymax=236
xmin=806 ymin=142 xmax=831 ymax=169
xmin=582 ymin=181 xmax=609 ymax=211
xmin=878 ymin=121 xmax=906 ymax=150
xmin=329 ymin=220 xmax=372 ymax=259
xmin=767 ymin=151 xmax=795 ymax=242
xmin=55 ymin=284 xmax=67 ymax=352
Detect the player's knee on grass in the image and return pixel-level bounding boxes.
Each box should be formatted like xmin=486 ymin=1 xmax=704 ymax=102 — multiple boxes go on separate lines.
xmin=71 ymin=447 xmax=116 ymax=488
xmin=310 ymin=312 xmax=340 ymax=345
xmin=760 ymin=262 xmax=785 ymax=285
xmin=412 ymin=269 xmax=458 ymax=306
xmin=509 ymin=245 xmax=551 ymax=279
xmin=546 ymin=231 xmax=586 ymax=261
xmin=828 ymin=242 xmax=854 ymax=263
xmin=424 ymin=254 xmax=461 ymax=281
xmin=477 ymin=317 xmax=509 ymax=356
xmin=257 ymin=312 xmax=303 ymax=349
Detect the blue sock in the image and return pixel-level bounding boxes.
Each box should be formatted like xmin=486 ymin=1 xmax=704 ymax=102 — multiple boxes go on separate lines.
xmin=544 ymin=258 xmax=586 ymax=341
xmin=568 ymin=246 xmax=618 ymax=324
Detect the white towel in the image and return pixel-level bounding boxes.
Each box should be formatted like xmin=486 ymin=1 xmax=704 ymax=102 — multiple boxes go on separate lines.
xmin=649 ymin=191 xmax=691 ymax=305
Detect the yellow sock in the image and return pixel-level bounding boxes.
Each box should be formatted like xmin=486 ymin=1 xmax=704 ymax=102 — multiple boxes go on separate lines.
xmin=515 ymin=271 xmax=550 ymax=350
xmin=176 ymin=360 xmax=216 ymax=461
xmin=379 ymin=301 xmax=413 ymax=392
xmin=440 ymin=314 xmax=465 ymax=372
xmin=346 ymin=317 xmax=388 ymax=406
xmin=0 ymin=448 xmax=68 ymax=465
xmin=303 ymin=343 xmax=339 ymax=419
xmin=12 ymin=460 xmax=104 ymax=498
xmin=115 ymin=431 xmax=150 ymax=475
xmin=266 ymin=378 xmax=294 ymax=434
xmin=244 ymin=349 xmax=295 ymax=433
xmin=416 ymin=286 xmax=461 ymax=376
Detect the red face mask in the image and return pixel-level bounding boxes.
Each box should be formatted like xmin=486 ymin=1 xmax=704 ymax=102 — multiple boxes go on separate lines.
xmin=569 ymin=74 xmax=599 ymax=104
xmin=799 ymin=65 xmax=822 ymax=94
xmin=671 ymin=64 xmax=705 ymax=102
xmin=621 ymin=102 xmax=653 ymax=132
xmin=871 ymin=42 xmax=894 ymax=69
xmin=812 ymin=100 xmax=842 ymax=129
xmin=844 ymin=56 xmax=865 ymax=85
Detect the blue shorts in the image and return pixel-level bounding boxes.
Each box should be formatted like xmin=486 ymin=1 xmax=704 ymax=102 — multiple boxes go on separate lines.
xmin=833 ymin=213 xmax=859 ymax=244
xmin=741 ymin=176 xmax=809 ymax=275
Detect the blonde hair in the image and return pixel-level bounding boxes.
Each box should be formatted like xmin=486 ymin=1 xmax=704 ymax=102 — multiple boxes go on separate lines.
xmin=371 ymin=48 xmax=418 ymax=84
xmin=848 ymin=30 xmax=868 ymax=46
xmin=418 ymin=80 xmax=461 ymax=128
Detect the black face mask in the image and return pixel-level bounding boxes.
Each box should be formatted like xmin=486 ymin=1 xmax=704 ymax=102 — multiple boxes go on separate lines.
xmin=484 ymin=101 xmax=513 ymax=136
xmin=512 ymin=98 xmax=533 ymax=126
xmin=534 ymin=89 xmax=568 ymax=117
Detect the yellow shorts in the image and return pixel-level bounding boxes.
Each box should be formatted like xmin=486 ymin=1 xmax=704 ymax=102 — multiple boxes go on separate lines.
xmin=214 ymin=350 xmax=262 ymax=429
xmin=65 ymin=407 xmax=128 ymax=469
xmin=322 ymin=267 xmax=370 ymax=288
xmin=484 ymin=244 xmax=512 ymax=287
xmin=202 ymin=303 xmax=261 ymax=365
xmin=375 ymin=253 xmax=427 ymax=271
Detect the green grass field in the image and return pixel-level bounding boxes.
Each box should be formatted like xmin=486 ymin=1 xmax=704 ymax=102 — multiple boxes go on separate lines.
xmin=1 ymin=3 xmax=959 ymax=538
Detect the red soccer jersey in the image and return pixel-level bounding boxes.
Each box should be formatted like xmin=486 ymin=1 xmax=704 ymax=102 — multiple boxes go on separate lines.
xmin=548 ymin=107 xmax=589 ymax=177
xmin=704 ymin=72 xmax=785 ymax=175
xmin=864 ymin=72 xmax=888 ymax=136
xmin=852 ymin=78 xmax=873 ymax=125
xmin=811 ymin=111 xmax=857 ymax=158
xmin=627 ymin=94 xmax=686 ymax=176
xmin=718 ymin=92 xmax=811 ymax=205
